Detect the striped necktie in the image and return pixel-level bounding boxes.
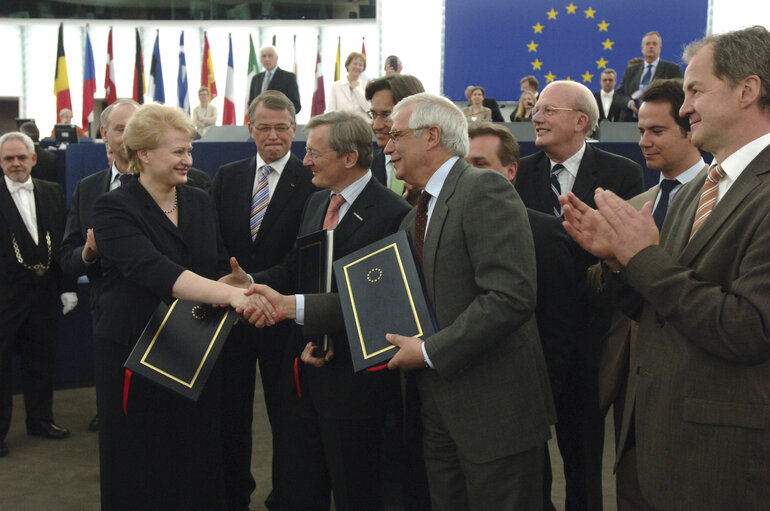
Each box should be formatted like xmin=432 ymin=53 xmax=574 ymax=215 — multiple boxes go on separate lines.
xmin=551 ymin=163 xmax=565 ymax=217
xmin=250 ymin=165 xmax=271 ymax=240
xmin=689 ymin=164 xmax=726 ymax=240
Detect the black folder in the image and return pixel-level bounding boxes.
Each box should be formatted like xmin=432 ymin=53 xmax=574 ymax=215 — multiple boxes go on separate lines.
xmin=333 ymin=231 xmax=436 ymax=372
xmin=297 ymin=229 xmax=334 ymax=353
xmin=124 ymin=299 xmax=237 ymax=401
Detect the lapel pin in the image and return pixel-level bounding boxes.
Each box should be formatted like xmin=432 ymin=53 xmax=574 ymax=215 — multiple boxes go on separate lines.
xmin=353 ymin=212 xmax=363 ymax=221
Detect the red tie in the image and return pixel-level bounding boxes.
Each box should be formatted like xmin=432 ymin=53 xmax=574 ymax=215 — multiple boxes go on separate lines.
xmin=414 ymin=191 xmax=431 ymax=267
xmin=323 ymin=194 xmax=346 ymax=230
xmin=689 ymin=164 xmax=726 ymax=240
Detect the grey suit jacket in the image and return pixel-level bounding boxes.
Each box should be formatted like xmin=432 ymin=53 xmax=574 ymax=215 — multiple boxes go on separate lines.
xmin=609 ymin=145 xmax=770 ymax=509
xmin=402 ymin=159 xmax=555 ymax=464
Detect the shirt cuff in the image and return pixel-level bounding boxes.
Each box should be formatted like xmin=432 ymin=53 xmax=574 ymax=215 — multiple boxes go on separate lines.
xmin=247 ymin=273 xmax=255 ymax=284
xmin=421 ymin=341 xmax=434 ymax=369
xmin=295 ymin=294 xmax=305 ymax=325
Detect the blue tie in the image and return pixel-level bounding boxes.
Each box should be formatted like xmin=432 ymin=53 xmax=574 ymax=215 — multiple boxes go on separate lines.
xmin=551 ymin=164 xmax=564 ymax=217
xmin=652 ymin=178 xmax=679 ymax=230
xmin=640 ymin=64 xmax=653 ymax=90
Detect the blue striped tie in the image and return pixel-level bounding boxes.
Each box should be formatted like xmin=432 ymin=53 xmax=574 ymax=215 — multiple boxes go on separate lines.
xmin=551 ymin=164 xmax=564 ymax=217
xmin=250 ymin=165 xmax=271 ymax=240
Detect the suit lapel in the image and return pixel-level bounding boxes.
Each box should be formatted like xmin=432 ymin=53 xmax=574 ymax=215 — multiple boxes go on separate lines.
xmin=128 ymin=177 xmax=185 ymax=244
xmin=572 ymin=144 xmax=598 ymax=203
xmin=332 ymin=178 xmax=377 ymax=248
xmin=678 ymin=149 xmax=770 ymax=265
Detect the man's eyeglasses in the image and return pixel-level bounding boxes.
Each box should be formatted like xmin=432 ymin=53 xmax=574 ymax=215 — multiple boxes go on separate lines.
xmin=367 ymin=110 xmax=392 ymax=121
xmin=531 ymin=105 xmax=581 ymax=117
xmin=387 ymin=126 xmax=431 ymax=142
xmin=304 ymin=148 xmax=336 ymax=160
xmin=251 ymin=123 xmax=292 ymax=133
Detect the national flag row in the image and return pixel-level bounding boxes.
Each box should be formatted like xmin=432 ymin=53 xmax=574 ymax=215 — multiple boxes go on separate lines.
xmin=54 ymin=23 xmax=366 ymax=131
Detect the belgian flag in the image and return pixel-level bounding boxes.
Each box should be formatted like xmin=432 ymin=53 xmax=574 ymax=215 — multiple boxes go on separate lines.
xmin=133 ymin=29 xmax=145 ymax=104
xmin=53 ymin=23 xmax=72 ymax=121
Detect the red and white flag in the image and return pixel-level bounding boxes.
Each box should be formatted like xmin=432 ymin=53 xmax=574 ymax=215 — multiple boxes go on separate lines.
xmin=104 ymin=27 xmax=117 ymax=105
xmin=222 ymin=34 xmax=236 ymax=125
xmin=310 ymin=43 xmax=325 ymax=117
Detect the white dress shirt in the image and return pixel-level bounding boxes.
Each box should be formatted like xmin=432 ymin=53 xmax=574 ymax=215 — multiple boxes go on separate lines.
xmin=5 ymin=174 xmax=38 ymax=244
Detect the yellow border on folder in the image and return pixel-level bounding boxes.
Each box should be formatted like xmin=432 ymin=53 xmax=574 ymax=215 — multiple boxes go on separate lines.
xmin=139 ymin=300 xmax=232 ymax=388
xmin=343 ymin=243 xmax=423 ymax=359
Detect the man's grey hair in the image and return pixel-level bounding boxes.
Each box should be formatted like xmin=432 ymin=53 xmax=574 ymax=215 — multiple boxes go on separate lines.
xmin=392 ymin=92 xmax=469 ymax=157
xmin=541 ymin=80 xmax=600 ymax=135
xmin=305 ymin=111 xmax=374 ymax=170
xmin=260 ymin=45 xmax=278 ymax=57
xmin=683 ymin=25 xmax=770 ymax=111
xmin=248 ymin=90 xmax=296 ymax=125
xmin=100 ymin=99 xmax=139 ymax=129
xmin=0 ymin=131 xmax=35 ymax=155
xmin=601 ymin=68 xmax=617 ymax=78
xmin=643 ymin=31 xmax=662 ymax=44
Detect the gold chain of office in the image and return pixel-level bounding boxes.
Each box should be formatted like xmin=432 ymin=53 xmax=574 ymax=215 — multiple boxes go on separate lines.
xmin=12 ymin=231 xmax=52 ymax=276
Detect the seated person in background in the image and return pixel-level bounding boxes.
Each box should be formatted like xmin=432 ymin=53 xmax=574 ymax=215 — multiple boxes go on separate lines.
xmin=327 ymin=51 xmax=369 ymax=120
xmin=512 ymin=90 xmax=537 ymax=122
xmin=510 ymin=75 xmax=540 ymax=121
xmin=464 ymin=85 xmax=503 ymax=122
xmin=462 ymin=86 xmax=492 ymax=121
xmin=193 ymin=86 xmax=217 ymax=136
xmin=51 ymin=108 xmax=87 ymax=138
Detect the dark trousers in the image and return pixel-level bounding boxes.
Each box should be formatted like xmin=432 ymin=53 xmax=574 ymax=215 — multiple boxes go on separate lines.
xmin=0 ymin=283 xmax=58 ymax=441
xmin=220 ymin=323 xmax=287 ymax=510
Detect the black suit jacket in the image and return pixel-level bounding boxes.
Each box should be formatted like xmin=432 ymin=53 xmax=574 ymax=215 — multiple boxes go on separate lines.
xmin=31 ymin=145 xmax=58 ymax=183
xmin=594 ymin=90 xmax=633 ymax=122
xmin=371 ymin=149 xmax=387 ymax=186
xmin=617 ymin=59 xmax=683 ymax=98
xmin=92 ymin=176 xmax=229 ymax=347
xmin=211 ymin=154 xmax=315 ymax=274
xmin=0 ymin=178 xmax=74 ymax=303
xmin=248 ymin=67 xmax=301 ymax=113
xmin=60 ymin=167 xmax=212 ymax=309
xmin=255 ymin=177 xmax=411 ymax=419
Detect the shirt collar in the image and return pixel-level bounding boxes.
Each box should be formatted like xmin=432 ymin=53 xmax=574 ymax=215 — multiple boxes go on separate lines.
xmin=550 ymin=142 xmax=586 ymax=178
xmin=662 ymin=158 xmax=705 ymax=185
xmin=424 ymin=156 xmax=460 ymax=199
xmin=334 ymin=170 xmax=372 ymax=205
xmin=716 ymin=133 xmax=770 ymax=185
xmin=4 ymin=174 xmax=33 ymax=192
xmin=257 ymin=150 xmax=290 ymax=176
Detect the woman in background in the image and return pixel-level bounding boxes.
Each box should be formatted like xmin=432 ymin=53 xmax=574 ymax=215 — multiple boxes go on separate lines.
xmin=193 ymin=86 xmax=217 ymax=135
xmin=512 ymin=90 xmax=537 ymax=122
xmin=92 ymin=103 xmax=265 ymax=510
xmin=327 ymin=52 xmax=369 ymax=120
xmin=462 ymin=86 xmax=492 ymax=121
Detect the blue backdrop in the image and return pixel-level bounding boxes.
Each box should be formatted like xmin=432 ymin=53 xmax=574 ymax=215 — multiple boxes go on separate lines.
xmin=444 ymin=0 xmax=708 ymax=100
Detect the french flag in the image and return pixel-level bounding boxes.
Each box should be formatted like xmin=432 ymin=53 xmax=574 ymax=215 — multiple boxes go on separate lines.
xmin=222 ymin=34 xmax=236 ymax=125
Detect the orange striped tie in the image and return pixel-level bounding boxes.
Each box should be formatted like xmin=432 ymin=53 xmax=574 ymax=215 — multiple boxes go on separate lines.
xmin=689 ymin=164 xmax=726 ymax=239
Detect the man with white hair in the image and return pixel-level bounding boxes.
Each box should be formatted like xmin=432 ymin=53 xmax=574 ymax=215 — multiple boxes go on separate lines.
xmin=516 ymin=80 xmax=643 ymax=511
xmin=248 ymin=45 xmax=301 ymax=113
xmin=385 ymin=93 xmax=555 ymax=510
xmin=0 ymin=132 xmax=77 ymax=457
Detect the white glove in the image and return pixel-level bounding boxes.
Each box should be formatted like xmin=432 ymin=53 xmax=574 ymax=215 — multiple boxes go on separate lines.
xmin=61 ymin=292 xmax=78 ymax=315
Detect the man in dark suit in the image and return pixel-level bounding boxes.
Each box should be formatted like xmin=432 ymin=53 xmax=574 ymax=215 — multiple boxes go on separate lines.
xmin=594 ymin=69 xmax=632 ymax=122
xmin=19 ymin=122 xmax=57 ymax=183
xmin=563 ymin=26 xmax=770 ymax=511
xmin=365 ymin=74 xmax=425 ymax=192
xmin=248 ymin=46 xmax=301 ymax=114
xmin=516 ymin=80 xmax=643 ymax=511
xmin=233 ymin=111 xmax=412 ymax=510
xmin=0 ymin=132 xmax=77 ymax=458
xmin=617 ymin=31 xmax=683 ymax=116
xmin=384 ymin=93 xmax=555 ymax=510
xmin=211 ymin=90 xmax=316 ymax=511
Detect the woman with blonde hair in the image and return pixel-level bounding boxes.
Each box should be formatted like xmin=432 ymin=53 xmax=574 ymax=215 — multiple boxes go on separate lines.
xmin=513 ymin=90 xmax=537 ymax=121
xmin=92 ymin=103 xmax=268 ymax=510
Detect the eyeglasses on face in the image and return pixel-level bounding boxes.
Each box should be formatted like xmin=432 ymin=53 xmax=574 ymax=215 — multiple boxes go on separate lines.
xmin=387 ymin=126 xmax=431 ymax=142
xmin=367 ymin=110 xmax=392 ymax=121
xmin=304 ymin=148 xmax=336 ymax=160
xmin=251 ymin=123 xmax=292 ymax=133
xmin=531 ymin=105 xmax=581 ymax=117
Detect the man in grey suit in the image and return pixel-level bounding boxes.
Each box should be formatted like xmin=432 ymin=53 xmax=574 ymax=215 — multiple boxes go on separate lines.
xmin=617 ymin=31 xmax=683 ymax=116
xmin=562 ymin=25 xmax=770 ymax=510
xmin=384 ymin=93 xmax=555 ymax=510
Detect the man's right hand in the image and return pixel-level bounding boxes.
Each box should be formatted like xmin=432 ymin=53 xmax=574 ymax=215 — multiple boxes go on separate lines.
xmin=82 ymin=228 xmax=100 ymax=262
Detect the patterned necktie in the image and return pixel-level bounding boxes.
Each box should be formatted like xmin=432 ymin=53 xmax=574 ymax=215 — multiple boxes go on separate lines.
xmin=322 ymin=194 xmax=346 ymax=230
xmin=249 ymin=165 xmax=271 ymax=240
xmin=551 ymin=163 xmax=565 ymax=217
xmin=414 ymin=191 xmax=431 ymax=267
xmin=689 ymin=164 xmax=726 ymax=240
xmin=640 ymin=64 xmax=653 ymax=90
xmin=652 ymin=178 xmax=680 ymax=230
